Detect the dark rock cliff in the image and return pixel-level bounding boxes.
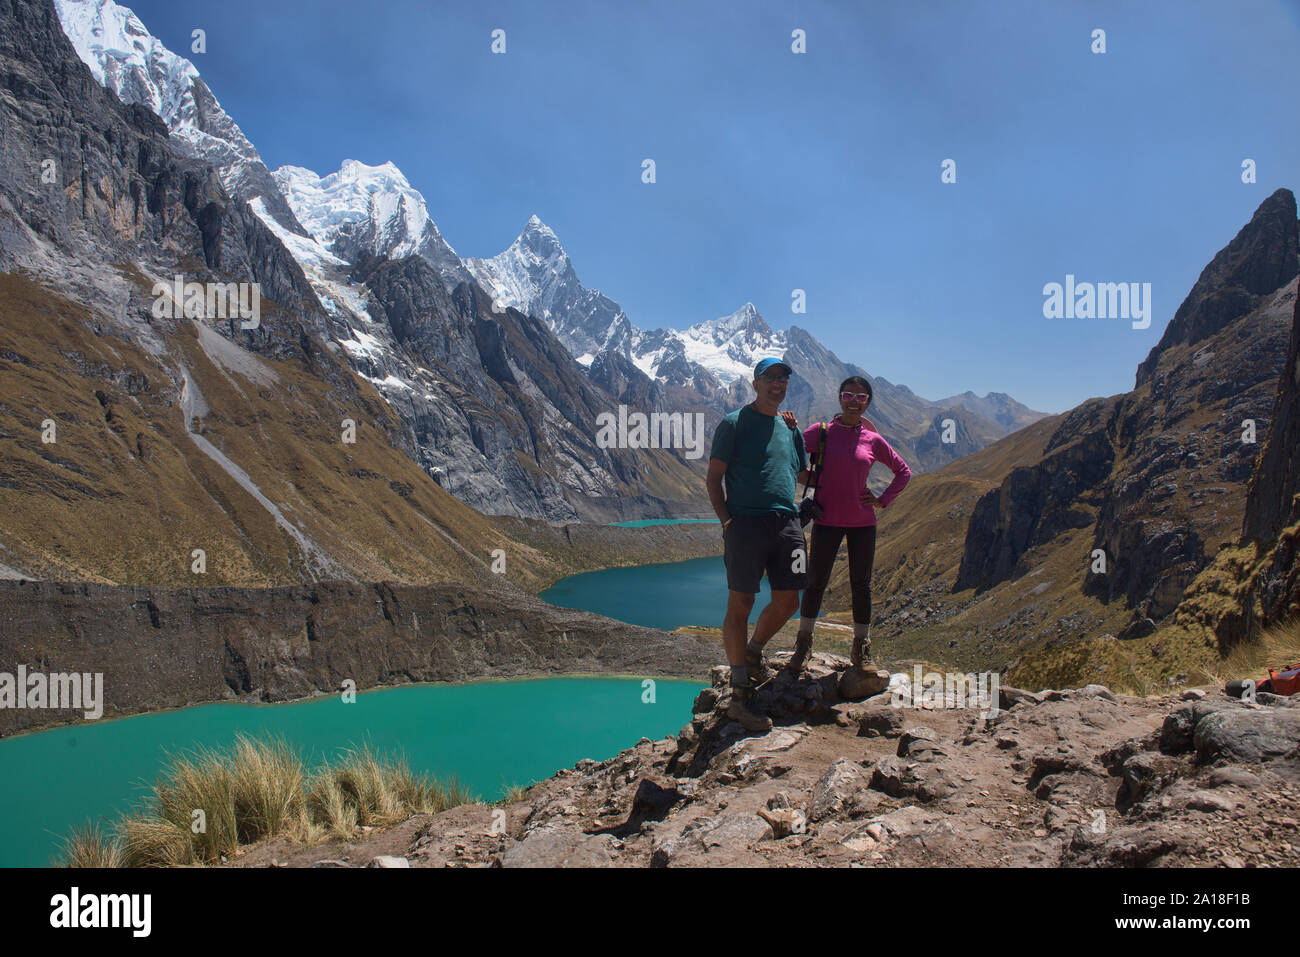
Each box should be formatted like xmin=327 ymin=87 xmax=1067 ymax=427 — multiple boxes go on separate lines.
xmin=0 ymin=578 xmax=720 ymax=736
xmin=1243 ymin=275 xmax=1300 ymax=546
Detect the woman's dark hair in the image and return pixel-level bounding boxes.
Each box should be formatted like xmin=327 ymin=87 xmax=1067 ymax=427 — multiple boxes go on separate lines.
xmin=838 ymin=375 xmax=872 ymax=406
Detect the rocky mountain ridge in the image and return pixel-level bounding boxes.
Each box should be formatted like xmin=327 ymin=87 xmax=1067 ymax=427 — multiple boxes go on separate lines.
xmin=1160 ymin=219 xmax=1300 ymax=651
xmin=815 ymin=189 xmax=1299 ymax=690
xmin=955 ymin=190 xmax=1297 ymax=622
xmin=468 ymin=217 xmax=1049 ymax=473
xmin=53 ymin=0 xmax=307 ymax=241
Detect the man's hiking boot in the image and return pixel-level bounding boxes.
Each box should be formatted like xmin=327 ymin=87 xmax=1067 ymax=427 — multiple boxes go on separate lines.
xmin=745 ymin=645 xmax=773 ymax=689
xmin=726 ymin=686 xmax=772 ymax=733
xmin=785 ymin=632 xmax=813 ymax=673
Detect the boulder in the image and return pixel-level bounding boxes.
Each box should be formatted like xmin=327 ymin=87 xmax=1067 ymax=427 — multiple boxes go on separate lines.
xmin=870 ymin=756 xmax=956 ymax=803
xmin=897 ymin=726 xmax=944 ymax=759
xmin=629 ymin=776 xmax=683 ymax=824
xmin=839 ymin=667 xmax=892 ymax=701
xmin=757 ymin=806 xmax=806 ymax=839
xmin=699 ymin=813 xmax=774 ymax=848
xmin=1160 ymin=698 xmax=1243 ymax=753
xmin=857 ymin=700 xmax=906 ymax=738
xmin=811 ymin=758 xmax=871 ymax=822
xmin=1186 ymin=791 xmax=1237 ymax=813
xmin=998 ymin=686 xmax=1046 ymax=710
xmin=1194 ymin=708 xmax=1300 ymax=763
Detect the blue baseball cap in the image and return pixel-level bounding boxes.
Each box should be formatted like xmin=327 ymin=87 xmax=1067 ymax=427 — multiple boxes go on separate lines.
xmin=754 ymin=357 xmax=793 ymax=379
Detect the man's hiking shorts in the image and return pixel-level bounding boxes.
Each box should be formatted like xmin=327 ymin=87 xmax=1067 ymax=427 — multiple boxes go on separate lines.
xmin=723 ymin=513 xmax=809 ymax=594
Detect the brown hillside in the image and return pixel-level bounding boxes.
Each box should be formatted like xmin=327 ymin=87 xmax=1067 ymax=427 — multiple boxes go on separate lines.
xmin=0 ymin=272 xmax=716 ymax=591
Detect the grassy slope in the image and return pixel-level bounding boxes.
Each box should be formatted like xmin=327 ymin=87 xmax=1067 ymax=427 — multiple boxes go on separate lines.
xmin=0 ymin=271 xmax=703 ymax=592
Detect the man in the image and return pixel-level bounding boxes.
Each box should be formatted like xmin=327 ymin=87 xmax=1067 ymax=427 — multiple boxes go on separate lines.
xmin=707 ymin=357 xmax=809 ymax=732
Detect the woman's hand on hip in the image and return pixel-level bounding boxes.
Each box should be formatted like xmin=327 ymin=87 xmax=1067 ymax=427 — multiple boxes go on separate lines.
xmin=860 ymin=489 xmax=884 ymax=509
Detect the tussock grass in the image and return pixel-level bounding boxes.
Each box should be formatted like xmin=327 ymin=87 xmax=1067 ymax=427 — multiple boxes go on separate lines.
xmin=57 ymin=823 xmax=123 ymax=868
xmin=1194 ymin=616 xmax=1300 ymax=688
xmin=496 ymin=783 xmax=532 ymax=805
xmin=61 ymin=735 xmax=472 ymax=867
xmin=306 ymin=747 xmax=472 ymax=841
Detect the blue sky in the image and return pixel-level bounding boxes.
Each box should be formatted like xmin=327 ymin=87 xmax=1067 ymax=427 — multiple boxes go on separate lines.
xmin=123 ymin=0 xmax=1300 ymax=413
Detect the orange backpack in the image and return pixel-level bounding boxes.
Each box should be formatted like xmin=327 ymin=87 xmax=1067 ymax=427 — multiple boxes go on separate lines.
xmin=1266 ymin=663 xmax=1300 ymax=697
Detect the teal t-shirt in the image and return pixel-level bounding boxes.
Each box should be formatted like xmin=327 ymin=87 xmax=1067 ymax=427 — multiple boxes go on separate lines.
xmin=709 ymin=405 xmax=808 ymax=516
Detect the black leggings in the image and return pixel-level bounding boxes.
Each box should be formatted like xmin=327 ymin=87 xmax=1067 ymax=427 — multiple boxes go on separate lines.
xmin=800 ymin=524 xmax=877 ymax=623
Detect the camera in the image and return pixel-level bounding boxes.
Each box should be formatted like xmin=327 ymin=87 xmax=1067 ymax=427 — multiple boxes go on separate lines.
xmin=799 ymin=497 xmax=823 ymax=527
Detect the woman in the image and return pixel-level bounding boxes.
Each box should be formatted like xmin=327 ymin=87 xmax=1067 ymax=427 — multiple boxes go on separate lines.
xmin=787 ymin=375 xmax=910 ymax=674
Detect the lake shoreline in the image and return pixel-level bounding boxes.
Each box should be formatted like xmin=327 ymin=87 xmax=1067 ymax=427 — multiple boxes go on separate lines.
xmin=0 ymin=578 xmax=722 ymax=737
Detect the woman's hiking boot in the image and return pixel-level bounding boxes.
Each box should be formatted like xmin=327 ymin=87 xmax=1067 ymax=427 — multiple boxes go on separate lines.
xmin=785 ymin=632 xmax=814 ymax=673
xmin=726 ymin=685 xmax=772 ymax=733
xmin=850 ymin=634 xmax=874 ymax=671
xmin=841 ymin=631 xmax=889 ymax=700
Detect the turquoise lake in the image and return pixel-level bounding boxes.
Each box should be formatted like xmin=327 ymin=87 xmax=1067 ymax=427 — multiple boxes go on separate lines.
xmin=0 ymin=552 xmax=744 ymax=867
xmin=0 ymin=676 xmax=703 ymax=867
xmin=540 ymin=554 xmax=770 ymax=630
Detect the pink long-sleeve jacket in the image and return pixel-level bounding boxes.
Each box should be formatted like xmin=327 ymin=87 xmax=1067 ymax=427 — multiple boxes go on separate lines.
xmin=803 ymin=416 xmax=911 ymax=527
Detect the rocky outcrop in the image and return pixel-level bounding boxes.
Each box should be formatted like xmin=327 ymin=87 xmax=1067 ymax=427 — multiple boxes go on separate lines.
xmin=235 ymin=654 xmax=1300 ymax=868
xmin=1136 ymin=189 xmax=1299 ymax=387
xmin=1244 ymin=258 xmax=1300 ymax=547
xmin=1164 ymin=261 xmax=1300 ymax=646
xmin=0 ymin=578 xmax=723 ymax=736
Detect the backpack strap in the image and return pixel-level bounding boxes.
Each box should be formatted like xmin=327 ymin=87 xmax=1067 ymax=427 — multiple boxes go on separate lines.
xmin=801 ymin=423 xmax=827 ymax=502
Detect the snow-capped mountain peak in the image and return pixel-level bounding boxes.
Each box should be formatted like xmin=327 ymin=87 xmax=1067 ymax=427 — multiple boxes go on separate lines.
xmin=276 ymin=161 xmax=430 ymax=259
xmin=688 ymin=302 xmax=774 ymax=344
xmin=664 ymin=303 xmax=786 ymax=383
xmin=273 ymin=160 xmax=468 ymax=284
xmin=505 ymin=215 xmax=573 ymax=278
xmin=467 ymin=215 xmax=786 ymax=387
xmin=465 ymin=216 xmax=624 ymax=354
xmin=55 ymin=0 xmax=305 ymax=234
xmin=55 ymin=0 xmax=198 ymax=126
